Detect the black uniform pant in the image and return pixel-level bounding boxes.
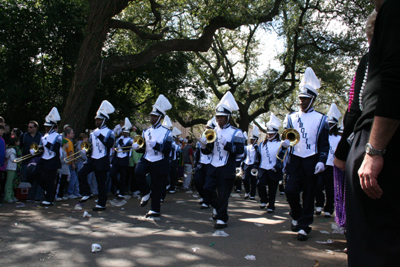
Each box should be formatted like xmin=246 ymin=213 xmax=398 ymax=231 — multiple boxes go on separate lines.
xmin=78 ymin=160 xmax=108 ymax=207
xmin=32 ymin=159 xmax=58 ymax=202
xmin=204 ymin=168 xmax=234 ymax=223
xmin=127 ymin=165 xmax=139 ymax=193
xmin=285 ymin=160 xmax=318 ymax=234
xmin=57 ymin=174 xmax=69 ymax=198
xmin=193 ymin=164 xmax=209 ymax=204
xmin=110 ymin=160 xmax=128 ymax=196
xmin=168 ymin=161 xmax=178 ymax=192
xmin=243 ymin=165 xmax=257 ymax=197
xmin=135 ymin=158 xmax=169 ymax=213
xmin=346 ymin=129 xmax=400 ymax=266
xmin=315 ymin=166 xmax=334 ymax=213
xmin=257 ymin=169 xmax=280 ymax=210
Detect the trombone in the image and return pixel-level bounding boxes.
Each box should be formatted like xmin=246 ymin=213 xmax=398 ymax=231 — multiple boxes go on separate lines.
xmin=64 ymin=141 xmax=91 ymax=163
xmin=276 ymin=128 xmax=300 ymax=162
xmin=13 ymin=143 xmax=43 ymax=163
xmin=115 ymin=146 xmax=133 ymax=153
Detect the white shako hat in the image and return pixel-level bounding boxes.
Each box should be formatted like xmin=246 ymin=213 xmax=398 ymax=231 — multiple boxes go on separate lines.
xmin=150 ymin=94 xmax=172 ymax=117
xmin=162 ymin=115 xmax=173 ymax=129
xmin=243 ymin=131 xmax=248 ymax=140
xmin=95 ymin=100 xmax=115 ymax=120
xmin=250 ymin=125 xmax=260 ymax=140
xmin=171 ymin=127 xmax=182 ymax=138
xmin=266 ymin=113 xmax=281 ymax=134
xmin=44 ymin=107 xmax=61 ymax=126
xmin=206 ymin=117 xmax=217 ymax=129
xmin=215 ymin=91 xmax=239 ymax=116
xmin=327 ymin=103 xmax=342 ymax=124
xmin=122 ymin=117 xmax=132 ymax=133
xmin=299 ymin=67 xmax=321 ymax=98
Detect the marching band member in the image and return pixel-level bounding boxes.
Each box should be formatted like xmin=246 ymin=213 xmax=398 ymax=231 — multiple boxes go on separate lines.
xmin=233 ymin=131 xmax=247 ymax=193
xmin=257 ymin=113 xmax=283 ymax=212
xmin=31 ymin=107 xmax=62 ymax=206
xmin=133 ymin=95 xmax=172 ymax=218
xmin=160 ymin=115 xmax=173 ymax=202
xmin=193 ymin=117 xmax=216 ymax=209
xmin=242 ymin=126 xmax=260 ymax=200
xmin=201 ymin=92 xmax=245 ymax=229
xmin=315 ymin=103 xmax=342 ymax=217
xmin=283 ymin=67 xmax=329 ymax=241
xmin=168 ymin=126 xmax=182 ymax=194
xmin=78 ymin=100 xmax=115 ymax=211
xmin=111 ymin=117 xmax=133 ymax=200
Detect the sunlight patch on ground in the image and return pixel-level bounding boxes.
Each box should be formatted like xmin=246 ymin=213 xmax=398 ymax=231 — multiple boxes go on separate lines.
xmin=240 ymin=217 xmax=285 ymax=225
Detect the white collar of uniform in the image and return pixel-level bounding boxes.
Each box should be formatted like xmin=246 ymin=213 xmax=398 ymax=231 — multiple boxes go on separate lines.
xmin=300 ymin=107 xmax=314 ymax=114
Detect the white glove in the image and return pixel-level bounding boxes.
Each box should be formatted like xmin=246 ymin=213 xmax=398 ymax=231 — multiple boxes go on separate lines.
xmin=132 ymin=143 xmax=140 ymax=150
xmin=149 ymin=140 xmax=157 ymax=148
xmin=93 ymin=131 xmax=100 ymax=137
xmin=314 ymin=162 xmax=326 ymax=174
xmin=281 ymin=139 xmax=290 ymax=148
xmin=29 ymin=149 xmax=35 ymax=155
xmin=219 ymin=136 xmax=227 ymax=146
xmin=199 ymin=137 xmax=207 ymax=149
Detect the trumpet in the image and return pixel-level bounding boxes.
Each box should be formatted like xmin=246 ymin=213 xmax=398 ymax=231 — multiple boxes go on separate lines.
xmin=64 ymin=141 xmax=91 ymax=163
xmin=13 ymin=143 xmax=43 ymax=163
xmin=251 ymin=168 xmax=258 ymax=176
xmin=133 ymin=135 xmax=144 ymax=149
xmin=236 ymin=167 xmax=243 ymax=178
xmin=276 ymin=128 xmax=300 ymax=162
xmin=189 ymin=129 xmax=217 ymax=145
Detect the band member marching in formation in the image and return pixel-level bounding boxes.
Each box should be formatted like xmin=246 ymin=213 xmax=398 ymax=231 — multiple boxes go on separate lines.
xmin=233 ymin=131 xmax=247 ymax=193
xmin=168 ymin=126 xmax=182 ymax=194
xmin=283 ymin=67 xmax=329 ymax=241
xmin=78 ymin=100 xmax=116 ymax=211
xmin=242 ymin=126 xmax=260 ymax=200
xmin=193 ymin=117 xmax=217 ymax=209
xmin=201 ymin=92 xmax=245 ymax=229
xmin=133 ymin=95 xmax=172 ymax=218
xmin=31 ymin=107 xmax=62 ymax=206
xmin=257 ymin=113 xmax=283 ymax=212
xmin=315 ymin=103 xmax=342 ymax=217
xmin=160 ymin=115 xmax=173 ymax=202
xmin=111 ymin=117 xmax=134 ymax=200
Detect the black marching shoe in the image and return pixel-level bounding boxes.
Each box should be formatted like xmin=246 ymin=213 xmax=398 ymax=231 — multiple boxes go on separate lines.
xmin=140 ymin=192 xmax=151 ymax=207
xmin=200 ymin=203 xmax=209 ymax=209
xmin=41 ymin=201 xmax=54 ymax=207
xmin=244 ymin=193 xmax=250 ymax=199
xmin=212 ymin=209 xmax=217 ymax=220
xmin=297 ymin=229 xmax=308 ymax=241
xmin=79 ymin=195 xmax=92 ymax=203
xmin=315 ymin=207 xmax=322 ymax=215
xmin=214 ymin=220 xmax=228 ymax=229
xmin=145 ymin=210 xmax=160 ymax=218
xmin=291 ymin=220 xmax=300 ymax=232
xmin=92 ymin=205 xmax=106 ymax=211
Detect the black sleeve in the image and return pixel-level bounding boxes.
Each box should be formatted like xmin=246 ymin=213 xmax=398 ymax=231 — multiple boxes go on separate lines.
xmin=201 ymin=143 xmax=214 ymax=155
xmin=335 ymin=54 xmax=367 ymax=161
xmin=97 ymin=133 xmax=115 ymax=149
xmin=318 ymin=118 xmax=330 ymax=164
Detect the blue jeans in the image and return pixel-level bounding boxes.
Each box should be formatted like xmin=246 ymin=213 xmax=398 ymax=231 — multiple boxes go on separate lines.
xmin=66 ymin=165 xmax=79 ymax=196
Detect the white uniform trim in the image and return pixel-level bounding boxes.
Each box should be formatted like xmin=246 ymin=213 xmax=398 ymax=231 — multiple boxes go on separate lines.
xmin=326 ymin=134 xmax=341 ymax=166
xmin=91 ymin=127 xmax=114 ymax=159
xmin=259 ymin=140 xmax=281 ymax=170
xmin=41 ymin=131 xmax=62 ymax=160
xmin=244 ymin=144 xmax=257 ymax=165
xmin=143 ymin=124 xmax=172 ymax=162
xmin=115 ymin=136 xmax=133 ymax=158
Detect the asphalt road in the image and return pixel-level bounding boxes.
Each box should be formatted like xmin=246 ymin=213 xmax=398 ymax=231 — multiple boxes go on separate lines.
xmin=0 ymin=189 xmax=347 ymax=266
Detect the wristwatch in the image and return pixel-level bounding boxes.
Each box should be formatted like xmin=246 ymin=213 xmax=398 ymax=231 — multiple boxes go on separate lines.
xmin=365 ymin=143 xmax=386 ymax=155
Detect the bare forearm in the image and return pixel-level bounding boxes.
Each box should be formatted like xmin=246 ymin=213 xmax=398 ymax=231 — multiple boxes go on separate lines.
xmin=369 ymin=116 xmax=400 ymax=150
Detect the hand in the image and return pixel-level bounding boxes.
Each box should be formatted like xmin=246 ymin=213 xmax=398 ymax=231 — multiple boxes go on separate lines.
xmin=333 ymin=158 xmax=346 ymax=171
xmin=314 ymin=162 xmax=325 ymax=174
xmin=42 ymin=138 xmax=48 ymax=146
xmin=199 ymin=137 xmax=207 ymax=149
xmin=93 ymin=131 xmax=100 ymax=137
xmin=149 ymin=140 xmax=156 ymax=148
xmin=132 ymin=143 xmax=140 ymax=150
xmin=358 ymin=154 xmax=383 ymax=199
xmin=281 ymin=139 xmax=290 ymax=148
xmin=219 ymin=136 xmax=227 ymax=146
xmin=29 ymin=149 xmax=35 ymax=155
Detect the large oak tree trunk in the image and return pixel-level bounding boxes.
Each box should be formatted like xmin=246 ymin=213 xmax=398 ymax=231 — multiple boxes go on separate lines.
xmin=61 ymin=0 xmax=129 ymax=133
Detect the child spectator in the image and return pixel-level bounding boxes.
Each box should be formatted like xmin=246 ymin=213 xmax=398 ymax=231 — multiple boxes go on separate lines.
xmin=4 ymin=136 xmax=21 ymax=203
xmin=56 ymin=139 xmax=70 ymax=201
